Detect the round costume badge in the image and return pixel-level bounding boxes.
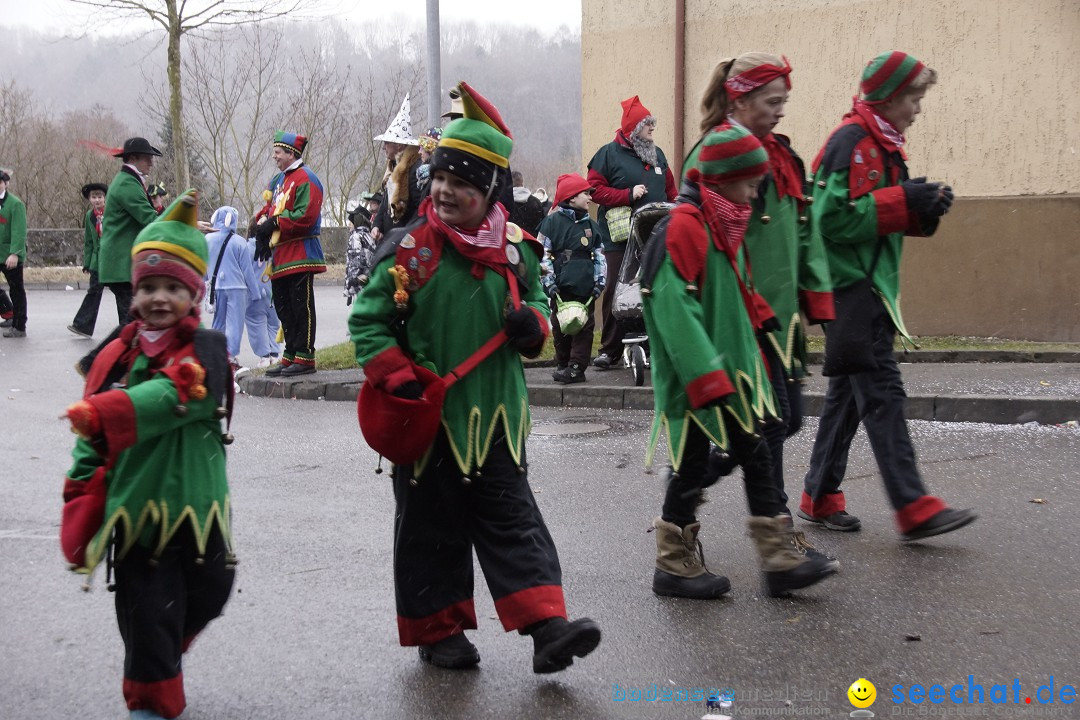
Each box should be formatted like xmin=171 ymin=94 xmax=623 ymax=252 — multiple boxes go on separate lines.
xmin=506 ymin=245 xmax=520 ymax=265
xmin=418 ymin=247 xmax=433 ymax=262
xmin=401 ymin=235 xmax=417 ymax=249
xmin=146 ymin=253 xmax=162 ymax=266
xmin=580 ymin=237 xmax=589 ymax=246
xmin=868 ymin=170 xmax=881 ymax=181
xmin=408 ymin=257 xmax=419 ymax=271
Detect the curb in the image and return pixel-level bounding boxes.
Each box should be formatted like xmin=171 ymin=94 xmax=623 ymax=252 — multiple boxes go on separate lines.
xmin=239 ymin=374 xmax=1080 ymax=426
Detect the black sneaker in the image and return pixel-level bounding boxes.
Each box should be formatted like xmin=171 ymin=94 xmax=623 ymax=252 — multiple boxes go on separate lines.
xmin=592 ymin=353 xmax=612 ymax=370
xmin=554 ymin=362 xmax=585 ymax=384
xmin=264 ymin=363 xmax=286 ymax=377
xmin=417 ymin=633 xmax=480 ymax=669
xmin=528 ymin=617 xmax=601 ymax=674
xmin=67 ymin=324 xmax=93 ymax=339
xmin=796 ymin=509 xmax=862 ymax=532
xmin=901 ymin=508 xmax=977 ymax=542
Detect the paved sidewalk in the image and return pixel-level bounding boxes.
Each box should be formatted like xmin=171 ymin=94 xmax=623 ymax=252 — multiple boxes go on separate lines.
xmin=240 ymin=358 xmax=1080 ymax=425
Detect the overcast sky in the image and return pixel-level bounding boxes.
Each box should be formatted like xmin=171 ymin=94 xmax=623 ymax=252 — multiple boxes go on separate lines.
xmin=0 ymin=0 xmax=582 ymax=36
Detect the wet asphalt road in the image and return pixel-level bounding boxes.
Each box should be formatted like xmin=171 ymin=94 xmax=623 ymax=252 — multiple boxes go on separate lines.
xmin=2 ymin=289 xmax=1079 ymax=719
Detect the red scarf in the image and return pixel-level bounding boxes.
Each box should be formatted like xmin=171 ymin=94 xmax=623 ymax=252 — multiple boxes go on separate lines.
xmin=846 ymin=99 xmax=907 ymax=158
xmin=422 ymin=197 xmax=508 ymax=279
xmin=93 ymin=207 xmax=103 ymax=237
xmin=699 ymin=184 xmax=768 ymax=328
xmin=761 ymin=133 xmax=805 ymax=201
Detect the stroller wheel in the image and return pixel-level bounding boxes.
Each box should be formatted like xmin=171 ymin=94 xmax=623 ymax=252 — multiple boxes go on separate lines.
xmin=630 ymin=344 xmax=647 ymax=386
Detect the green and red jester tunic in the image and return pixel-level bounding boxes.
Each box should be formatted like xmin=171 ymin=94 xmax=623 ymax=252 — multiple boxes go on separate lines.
xmin=257 ymin=162 xmax=327 ymax=280
xmin=684 ymin=134 xmax=833 ymax=378
xmin=350 ymin=214 xmax=549 ymax=477
xmin=810 ymin=104 xmax=939 ymax=342
xmin=62 ymin=322 xmax=233 ymax=574
xmin=642 ymin=199 xmax=777 ymax=470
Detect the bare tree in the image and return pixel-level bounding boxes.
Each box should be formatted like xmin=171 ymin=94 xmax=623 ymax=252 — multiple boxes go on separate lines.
xmin=66 ymin=0 xmax=302 ymax=191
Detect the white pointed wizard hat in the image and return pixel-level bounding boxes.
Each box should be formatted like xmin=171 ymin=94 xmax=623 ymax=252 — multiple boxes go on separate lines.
xmin=374 ymin=94 xmax=418 ymax=145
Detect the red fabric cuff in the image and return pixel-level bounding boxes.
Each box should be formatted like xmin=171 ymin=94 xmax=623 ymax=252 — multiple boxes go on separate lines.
xmin=800 ymin=290 xmax=835 ymax=324
xmin=363 ymin=346 xmax=414 ymax=390
xmin=800 ymin=490 xmax=846 ymax=518
xmin=493 ymin=584 xmax=567 ymax=632
xmin=124 ymin=674 xmax=186 ymax=718
xmin=686 ymin=370 xmax=735 ymax=409
xmin=65 ymin=400 xmax=101 ymax=439
xmin=872 ymin=185 xmax=909 ymax=235
xmin=752 ymin=291 xmax=776 ymax=329
xmin=397 ymin=599 xmax=477 ymax=646
xmin=895 ymin=495 xmax=947 ymax=533
xmin=88 ymin=389 xmax=138 ymax=461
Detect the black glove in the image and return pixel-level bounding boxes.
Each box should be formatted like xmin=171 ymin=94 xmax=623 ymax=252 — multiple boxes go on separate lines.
xmin=504 ymin=306 xmax=543 ymax=351
xmin=936 ymin=185 xmax=954 ymax=215
xmin=901 ymin=177 xmax=942 ymax=216
xmin=254 ymin=237 xmax=272 ymax=263
xmin=390 ymin=380 xmax=424 ymax=400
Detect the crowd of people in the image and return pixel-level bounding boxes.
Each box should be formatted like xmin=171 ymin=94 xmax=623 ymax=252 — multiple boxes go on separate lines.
xmin=45 ymin=49 xmax=979 ymax=720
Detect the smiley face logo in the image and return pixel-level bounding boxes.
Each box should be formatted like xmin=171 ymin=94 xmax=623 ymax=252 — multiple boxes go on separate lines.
xmin=847 ymin=678 xmax=876 ymax=708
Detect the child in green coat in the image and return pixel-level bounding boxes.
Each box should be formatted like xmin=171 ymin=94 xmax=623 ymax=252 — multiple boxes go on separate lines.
xmin=62 ymin=191 xmax=235 ymax=720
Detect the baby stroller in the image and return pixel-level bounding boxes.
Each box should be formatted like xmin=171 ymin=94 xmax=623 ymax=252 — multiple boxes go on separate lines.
xmin=612 ymin=201 xmax=675 ymax=385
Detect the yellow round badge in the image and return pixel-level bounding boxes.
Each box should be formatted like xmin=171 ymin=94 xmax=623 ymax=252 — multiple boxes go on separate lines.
xmin=847 ymin=678 xmax=876 ymax=709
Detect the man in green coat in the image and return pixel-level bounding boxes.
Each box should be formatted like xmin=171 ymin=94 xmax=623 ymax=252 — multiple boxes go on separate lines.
xmin=68 ymin=182 xmax=109 ymax=338
xmin=0 ymin=169 xmax=28 ymax=337
xmin=98 ymin=137 xmax=163 ymax=325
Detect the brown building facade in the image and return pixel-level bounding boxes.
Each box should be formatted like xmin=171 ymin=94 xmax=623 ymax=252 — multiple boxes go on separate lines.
xmin=582 ymin=0 xmax=1080 ymax=340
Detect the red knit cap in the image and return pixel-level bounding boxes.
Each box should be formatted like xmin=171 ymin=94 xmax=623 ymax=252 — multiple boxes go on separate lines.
xmin=553 ymin=173 xmax=592 ymax=206
xmin=619 ymin=95 xmax=653 ymax=137
xmin=690 ymin=123 xmax=769 ymax=186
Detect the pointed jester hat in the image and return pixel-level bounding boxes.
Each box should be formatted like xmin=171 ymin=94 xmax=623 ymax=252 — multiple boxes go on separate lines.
xmin=375 ymin=94 xmax=418 ymax=145
xmin=132 ymin=189 xmax=209 ymax=301
xmin=431 ymin=81 xmax=513 ymax=201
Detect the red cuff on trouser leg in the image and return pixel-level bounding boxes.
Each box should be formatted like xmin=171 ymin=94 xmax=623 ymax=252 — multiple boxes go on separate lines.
xmin=397 ymin=598 xmax=478 ymax=647
xmin=895 ymin=495 xmax=947 ymax=533
xmin=800 ymin=490 xmax=846 ymax=518
xmin=124 ymin=674 xmax=186 ymax=719
xmin=493 ymin=584 xmax=567 ymax=632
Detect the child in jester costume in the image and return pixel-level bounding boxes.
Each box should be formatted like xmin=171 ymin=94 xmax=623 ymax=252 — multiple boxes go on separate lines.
xmin=798 ymin=51 xmax=976 ymax=541
xmin=685 ymin=53 xmax=836 ymax=561
xmin=641 ymin=124 xmax=837 ymax=599
xmin=61 ymin=190 xmax=236 ymax=720
xmin=350 ymin=81 xmax=601 ymax=673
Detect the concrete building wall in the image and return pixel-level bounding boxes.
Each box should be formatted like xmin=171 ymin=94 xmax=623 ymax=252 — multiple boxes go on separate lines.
xmin=581 ymin=0 xmax=1080 ymax=340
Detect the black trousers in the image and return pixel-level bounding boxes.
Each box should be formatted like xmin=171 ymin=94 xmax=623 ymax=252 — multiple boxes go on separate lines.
xmin=104 ymin=281 xmax=134 ymax=326
xmin=113 ymin=526 xmax=234 ymax=718
xmin=759 ymin=340 xmax=805 ymax=510
xmin=803 ymin=298 xmax=928 ymax=511
xmin=597 ymin=247 xmax=625 ymax=359
xmin=550 ymin=293 xmax=596 ymax=367
xmin=271 ymin=272 xmax=317 ymax=364
xmin=71 ymin=270 xmax=105 ymax=335
xmin=391 ymin=430 xmax=565 ymax=646
xmin=662 ymin=413 xmax=786 ymax=527
xmin=0 ymin=262 xmax=27 ymax=331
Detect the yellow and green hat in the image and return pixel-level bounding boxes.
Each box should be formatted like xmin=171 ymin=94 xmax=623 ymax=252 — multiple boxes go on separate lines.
xmin=431 ymin=81 xmax=513 ymax=200
xmin=132 ymin=188 xmax=209 ymax=300
xmin=860 ymin=51 xmax=926 ymax=104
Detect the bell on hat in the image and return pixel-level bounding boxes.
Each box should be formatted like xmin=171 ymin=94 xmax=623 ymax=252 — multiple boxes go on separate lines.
xmin=374 ymin=95 xmax=419 ymax=146
xmin=441 ymin=87 xmax=464 ymax=119
xmin=113 ymin=137 xmax=163 ymax=158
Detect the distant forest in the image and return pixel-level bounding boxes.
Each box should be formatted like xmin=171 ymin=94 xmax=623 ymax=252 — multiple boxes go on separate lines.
xmin=0 ymin=18 xmax=581 ymax=228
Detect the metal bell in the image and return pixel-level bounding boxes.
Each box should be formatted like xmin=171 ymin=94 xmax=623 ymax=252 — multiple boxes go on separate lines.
xmin=408 ymin=477 xmax=418 ymax=487
xmin=760 ymin=214 xmax=771 ymax=225
xmin=461 ymin=475 xmax=473 ymax=486
xmin=848 ymin=201 xmax=857 ymax=208
xmin=799 ymin=216 xmax=809 ymax=224
xmin=817 ymin=180 xmax=827 ymax=188
xmin=221 ymin=432 xmax=235 ymax=445
xmin=213 ymin=406 xmax=228 ymax=418
xmin=173 ymin=404 xmax=188 ymax=417
xmin=805 ymin=195 xmax=815 ymax=204
xmin=194 ymin=557 xmax=205 ymax=566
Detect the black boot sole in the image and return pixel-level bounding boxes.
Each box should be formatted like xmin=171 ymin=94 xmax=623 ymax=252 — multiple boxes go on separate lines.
xmin=533 ymin=619 xmax=601 ymax=674
xmin=901 ymin=511 xmax=977 ymax=542
xmin=796 ymin=509 xmax=862 ymax=532
xmin=652 ymin=569 xmax=731 ymax=599
xmin=764 ymin=565 xmax=838 ymax=597
xmin=418 ymin=645 xmax=480 ymax=669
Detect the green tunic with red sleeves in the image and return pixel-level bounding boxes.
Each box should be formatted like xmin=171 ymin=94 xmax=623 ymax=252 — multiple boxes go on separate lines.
xmin=810 ymin=106 xmax=939 ymax=341
xmin=64 ymin=327 xmax=233 ymax=574
xmin=642 ymin=201 xmax=776 ymax=470
xmin=349 ymin=219 xmax=549 ymax=477
xmin=683 ymin=135 xmax=833 ymax=377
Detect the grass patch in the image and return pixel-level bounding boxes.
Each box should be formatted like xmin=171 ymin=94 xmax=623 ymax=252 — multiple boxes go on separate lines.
xmin=315 ymin=342 xmax=360 ymax=370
